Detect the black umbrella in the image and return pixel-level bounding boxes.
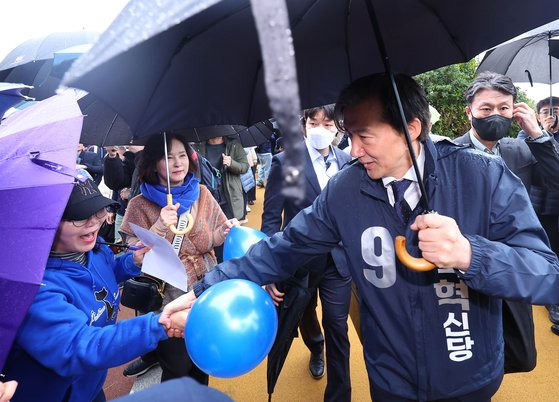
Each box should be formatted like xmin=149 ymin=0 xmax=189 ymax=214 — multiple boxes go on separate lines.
xmin=477 ymin=21 xmax=559 ymax=86
xmin=63 ymin=0 xmax=559 ymax=136
xmin=477 ymin=21 xmax=559 ymax=128
xmin=477 ymin=21 xmax=559 ymax=127
xmin=266 ymin=270 xmax=323 ymax=400
xmin=77 ymin=92 xmax=134 ymax=146
xmin=1 ymin=42 xmax=133 ymax=147
xmin=0 ymin=31 xmax=98 ymax=83
xmin=236 ymin=121 xmax=276 ymax=147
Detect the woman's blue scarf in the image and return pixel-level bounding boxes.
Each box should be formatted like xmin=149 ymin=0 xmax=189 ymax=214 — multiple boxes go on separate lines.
xmin=140 ymin=172 xmax=200 ymax=215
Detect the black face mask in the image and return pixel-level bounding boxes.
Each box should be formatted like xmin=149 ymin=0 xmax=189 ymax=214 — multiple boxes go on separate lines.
xmin=471 ymin=114 xmax=513 ymax=142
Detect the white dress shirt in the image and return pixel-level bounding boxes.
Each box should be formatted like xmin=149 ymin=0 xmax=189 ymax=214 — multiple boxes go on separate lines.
xmin=306 ymin=139 xmax=339 ymax=190
xmin=381 ymin=143 xmax=425 ymax=209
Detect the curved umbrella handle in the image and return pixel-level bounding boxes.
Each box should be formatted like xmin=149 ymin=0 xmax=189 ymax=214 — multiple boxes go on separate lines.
xmin=394 ymin=235 xmax=436 ymax=272
xmin=167 ymin=194 xmax=194 ymax=235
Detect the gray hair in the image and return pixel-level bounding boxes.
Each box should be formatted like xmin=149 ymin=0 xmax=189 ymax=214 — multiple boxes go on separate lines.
xmin=465 ymin=71 xmax=517 ymax=106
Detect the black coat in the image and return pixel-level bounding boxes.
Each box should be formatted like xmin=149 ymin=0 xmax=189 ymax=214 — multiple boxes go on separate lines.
xmin=78 ymin=150 xmax=103 ymax=185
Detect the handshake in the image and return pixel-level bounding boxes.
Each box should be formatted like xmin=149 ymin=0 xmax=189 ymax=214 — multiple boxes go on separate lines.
xmin=157 ymin=291 xmax=198 ymax=337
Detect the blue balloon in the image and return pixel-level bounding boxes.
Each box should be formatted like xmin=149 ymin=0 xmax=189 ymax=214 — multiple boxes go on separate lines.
xmin=223 ymin=226 xmax=267 ymax=260
xmin=185 ymin=279 xmax=278 ymax=378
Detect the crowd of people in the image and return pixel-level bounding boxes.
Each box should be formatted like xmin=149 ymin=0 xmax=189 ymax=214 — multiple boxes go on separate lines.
xmin=3 ymin=70 xmax=559 ymax=402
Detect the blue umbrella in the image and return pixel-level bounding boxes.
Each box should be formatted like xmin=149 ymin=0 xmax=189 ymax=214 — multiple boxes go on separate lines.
xmin=0 ymin=31 xmax=98 ymax=82
xmin=0 ymin=83 xmax=32 ymax=119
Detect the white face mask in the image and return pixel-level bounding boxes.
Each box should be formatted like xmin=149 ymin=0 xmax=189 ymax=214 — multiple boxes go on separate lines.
xmin=306 ymin=126 xmax=336 ymax=150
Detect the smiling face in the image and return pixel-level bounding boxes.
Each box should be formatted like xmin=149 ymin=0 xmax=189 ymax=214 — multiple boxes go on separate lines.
xmin=345 ymin=99 xmax=421 ymax=180
xmin=156 ymin=138 xmax=190 ymax=187
xmin=53 ymin=209 xmax=108 ymax=253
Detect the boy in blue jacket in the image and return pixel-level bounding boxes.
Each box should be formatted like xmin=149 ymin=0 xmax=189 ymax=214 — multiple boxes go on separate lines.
xmin=167 ymin=73 xmax=559 ymax=401
xmin=2 ymin=178 xmax=181 ymax=402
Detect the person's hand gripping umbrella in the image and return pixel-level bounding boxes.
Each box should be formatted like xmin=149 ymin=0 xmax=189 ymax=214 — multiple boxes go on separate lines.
xmin=163 ymin=132 xmax=194 ymax=235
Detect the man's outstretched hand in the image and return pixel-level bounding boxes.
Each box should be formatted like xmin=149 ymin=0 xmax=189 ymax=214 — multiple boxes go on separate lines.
xmin=158 ymin=291 xmax=198 ymax=337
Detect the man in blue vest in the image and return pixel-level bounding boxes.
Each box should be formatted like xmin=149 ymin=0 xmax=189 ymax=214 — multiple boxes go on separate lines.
xmin=166 ymin=73 xmax=559 ymax=401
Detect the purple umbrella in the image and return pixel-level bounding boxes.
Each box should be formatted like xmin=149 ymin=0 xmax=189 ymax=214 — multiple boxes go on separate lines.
xmin=0 ymin=93 xmax=83 ymax=370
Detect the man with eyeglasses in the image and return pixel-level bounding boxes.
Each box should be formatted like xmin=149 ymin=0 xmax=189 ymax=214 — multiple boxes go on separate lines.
xmin=518 ymin=96 xmax=559 ymax=141
xmin=517 ymin=96 xmax=559 ymax=333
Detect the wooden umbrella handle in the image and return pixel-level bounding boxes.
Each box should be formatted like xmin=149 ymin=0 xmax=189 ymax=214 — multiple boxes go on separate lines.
xmin=167 ymin=194 xmax=194 ymax=235
xmin=394 ymin=235 xmax=436 ymax=272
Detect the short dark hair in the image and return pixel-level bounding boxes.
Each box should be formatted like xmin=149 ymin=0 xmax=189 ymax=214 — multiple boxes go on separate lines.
xmin=334 ymin=73 xmax=430 ymax=141
xmin=465 ymin=71 xmax=517 ymax=106
xmin=303 ymin=104 xmax=336 ymax=122
xmin=536 ymin=96 xmax=559 ymax=113
xmin=137 ymin=133 xmax=197 ymax=185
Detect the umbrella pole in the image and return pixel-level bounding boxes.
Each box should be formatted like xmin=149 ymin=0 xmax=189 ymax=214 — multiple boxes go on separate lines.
xmin=163 ymin=131 xmax=193 ymax=235
xmin=364 ymin=0 xmax=429 ymax=211
xmin=549 ymin=33 xmax=558 ymax=130
xmin=364 ymin=0 xmax=435 ymax=272
xmin=550 ymin=32 xmax=553 ymax=111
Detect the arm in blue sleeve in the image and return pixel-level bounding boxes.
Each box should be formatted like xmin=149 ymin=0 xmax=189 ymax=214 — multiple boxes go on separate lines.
xmin=113 ymin=251 xmax=141 ymax=284
xmin=459 ymin=166 xmax=559 ymax=304
xmin=198 ymin=183 xmax=343 ymax=293
xmin=17 ymin=290 xmax=167 ymax=377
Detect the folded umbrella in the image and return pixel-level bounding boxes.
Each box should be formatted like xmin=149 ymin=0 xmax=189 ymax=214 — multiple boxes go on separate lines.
xmin=266 ymin=271 xmax=322 ymax=400
xmin=0 ymin=93 xmax=83 ymax=370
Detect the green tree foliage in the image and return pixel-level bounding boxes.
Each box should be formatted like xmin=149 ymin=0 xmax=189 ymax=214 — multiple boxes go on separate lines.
xmin=415 ymin=60 xmax=535 ymax=139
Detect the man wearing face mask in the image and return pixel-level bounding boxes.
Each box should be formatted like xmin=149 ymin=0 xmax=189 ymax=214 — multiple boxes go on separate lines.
xmin=454 ymin=71 xmax=559 ymax=370
xmin=517 ymin=97 xmax=559 ymax=332
xmin=261 ymin=105 xmax=353 ymax=401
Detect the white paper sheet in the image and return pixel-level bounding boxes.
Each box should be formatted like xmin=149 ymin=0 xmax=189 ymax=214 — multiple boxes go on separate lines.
xmin=130 ymin=223 xmax=187 ymax=292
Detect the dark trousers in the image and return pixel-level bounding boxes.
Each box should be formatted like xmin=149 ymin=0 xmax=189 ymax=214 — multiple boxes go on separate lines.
xmin=156 ymin=337 xmax=209 ymax=385
xmin=247 ymin=166 xmax=257 ymax=202
xmin=300 ymin=262 xmax=352 ymax=402
xmin=370 ymin=371 xmax=503 ymax=402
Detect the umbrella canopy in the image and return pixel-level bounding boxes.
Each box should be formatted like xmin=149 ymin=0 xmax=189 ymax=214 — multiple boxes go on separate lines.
xmin=177 ymin=122 xmax=274 ymax=147
xmin=477 ymin=21 xmax=559 ymax=85
xmin=236 ymin=121 xmax=276 ymax=147
xmin=63 ymin=0 xmax=559 ymax=137
xmin=0 ymin=93 xmax=84 ymax=370
xmin=0 ymin=31 xmax=99 ymax=79
xmin=0 ymin=83 xmax=32 ymax=120
xmin=27 ymin=44 xmax=94 ymax=101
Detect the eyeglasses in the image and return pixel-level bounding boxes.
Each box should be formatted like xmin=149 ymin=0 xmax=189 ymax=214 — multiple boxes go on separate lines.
xmin=68 ymin=207 xmax=110 ymax=227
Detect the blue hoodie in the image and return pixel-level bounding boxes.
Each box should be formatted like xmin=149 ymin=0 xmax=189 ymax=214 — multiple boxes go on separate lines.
xmin=3 ymin=244 xmax=168 ymax=402
xmin=194 ymin=139 xmax=559 ymax=400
